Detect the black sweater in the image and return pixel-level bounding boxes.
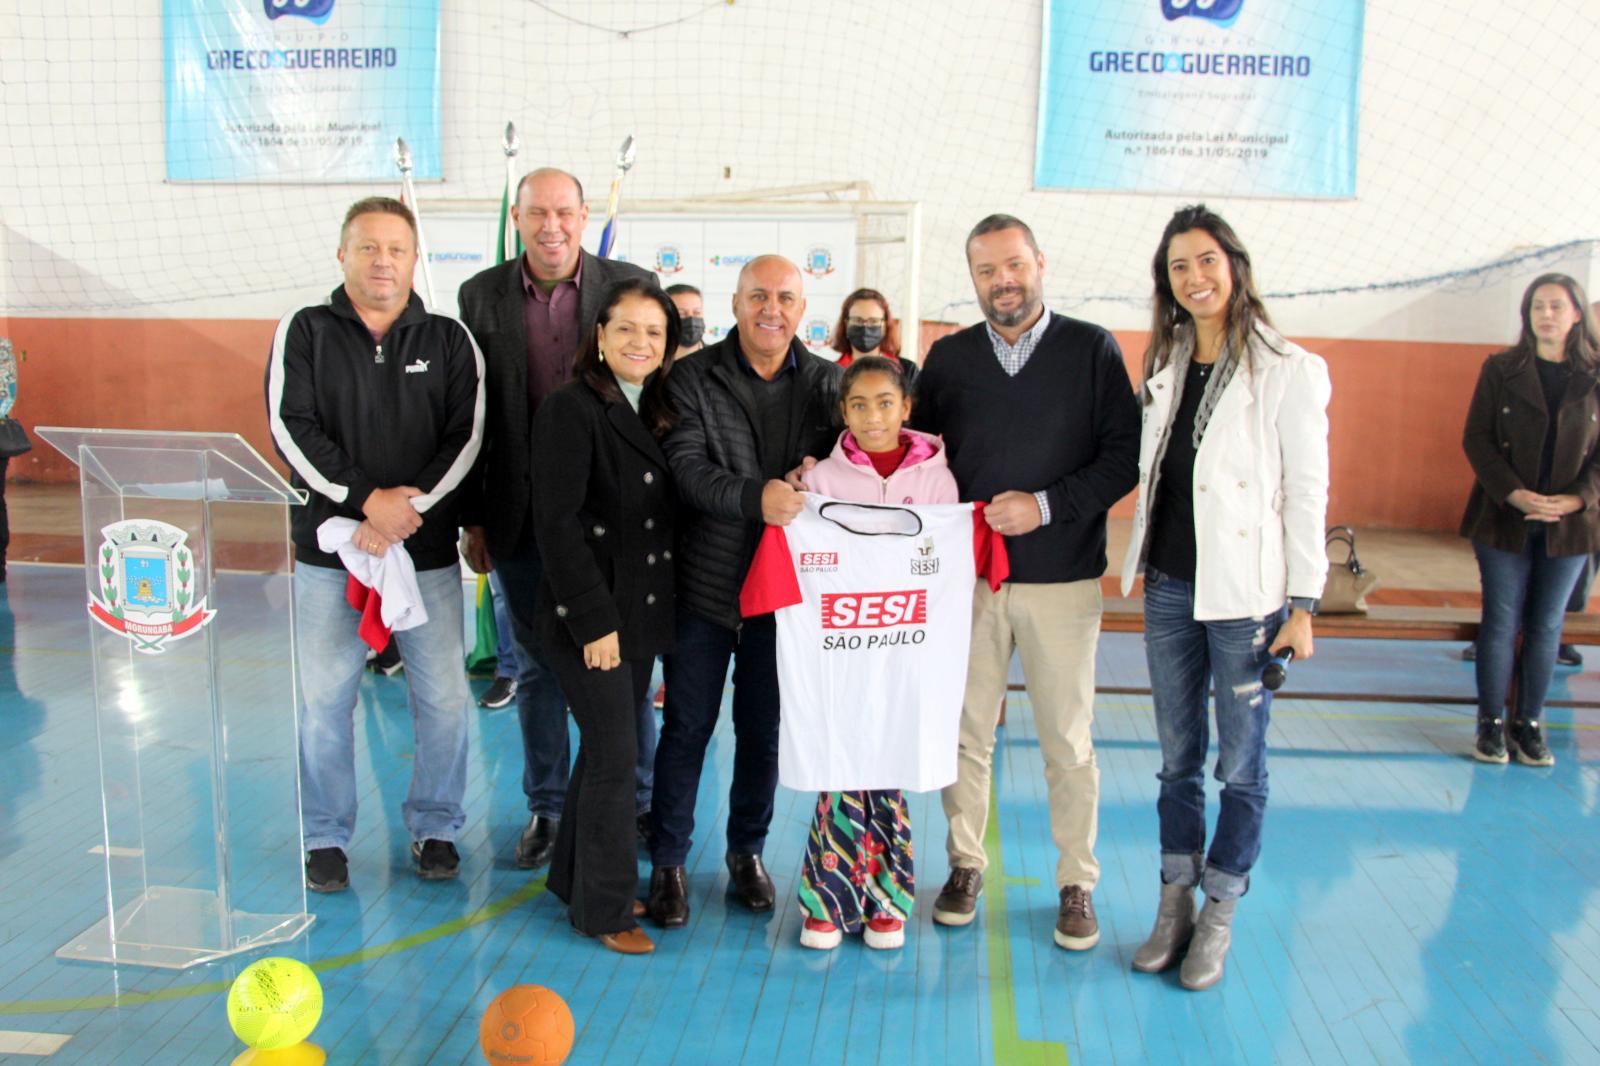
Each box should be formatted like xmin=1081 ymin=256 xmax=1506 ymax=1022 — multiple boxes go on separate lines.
xmin=913 ymin=314 xmax=1140 ymax=583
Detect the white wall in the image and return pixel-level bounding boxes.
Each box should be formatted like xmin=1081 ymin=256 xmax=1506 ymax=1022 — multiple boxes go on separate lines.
xmin=3 ymin=0 xmax=1598 ymax=345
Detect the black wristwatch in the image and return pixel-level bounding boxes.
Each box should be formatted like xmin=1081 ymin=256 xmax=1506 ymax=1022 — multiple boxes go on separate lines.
xmin=1288 ymin=597 xmax=1319 ymax=616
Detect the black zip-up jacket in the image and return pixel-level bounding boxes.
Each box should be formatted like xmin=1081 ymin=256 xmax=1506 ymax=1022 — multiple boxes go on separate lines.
xmin=267 ymin=286 xmax=485 ymax=571
xmin=662 ymin=329 xmax=841 ymax=629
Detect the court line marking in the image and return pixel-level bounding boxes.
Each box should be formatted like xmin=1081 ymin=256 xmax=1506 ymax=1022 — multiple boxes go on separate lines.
xmin=0 ymin=879 xmax=546 ymax=1015
xmin=0 ymin=1029 xmax=72 ymax=1055
xmin=983 ymin=778 xmax=1072 ymax=1066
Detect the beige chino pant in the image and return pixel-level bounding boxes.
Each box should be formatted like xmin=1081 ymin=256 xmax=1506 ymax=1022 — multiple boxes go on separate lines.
xmin=941 ymin=578 xmax=1102 ymax=890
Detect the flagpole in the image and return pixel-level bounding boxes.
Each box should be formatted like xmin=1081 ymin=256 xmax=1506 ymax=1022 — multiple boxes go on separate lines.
xmin=394 ymin=137 xmax=437 ymax=307
xmin=596 ymin=134 xmax=637 ymax=260
xmin=500 ymin=122 xmax=522 ymax=264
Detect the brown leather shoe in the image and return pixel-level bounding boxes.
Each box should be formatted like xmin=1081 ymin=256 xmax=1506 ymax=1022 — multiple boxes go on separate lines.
xmin=1054 ymin=884 xmax=1100 ymax=950
xmin=597 ymin=926 xmax=656 ymax=955
xmin=632 ymin=899 xmax=647 ymax=918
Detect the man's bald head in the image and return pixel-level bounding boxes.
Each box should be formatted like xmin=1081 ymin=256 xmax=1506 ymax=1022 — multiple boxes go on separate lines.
xmin=736 ymin=254 xmax=802 ymax=296
xmin=515 ymin=167 xmax=584 ymax=204
xmin=732 ymin=255 xmax=807 ymax=368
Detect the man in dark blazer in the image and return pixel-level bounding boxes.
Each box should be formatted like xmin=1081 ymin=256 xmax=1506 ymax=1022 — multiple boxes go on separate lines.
xmin=457 ymin=167 xmax=657 ymax=870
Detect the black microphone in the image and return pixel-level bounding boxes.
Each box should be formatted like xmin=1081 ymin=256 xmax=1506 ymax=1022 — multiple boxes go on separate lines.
xmin=1262 ymin=648 xmax=1295 ymax=692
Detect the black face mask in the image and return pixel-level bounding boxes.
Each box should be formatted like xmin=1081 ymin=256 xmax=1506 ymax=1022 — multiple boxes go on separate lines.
xmin=679 ymin=316 xmax=705 ymax=348
xmin=846 ymin=324 xmax=885 ymax=353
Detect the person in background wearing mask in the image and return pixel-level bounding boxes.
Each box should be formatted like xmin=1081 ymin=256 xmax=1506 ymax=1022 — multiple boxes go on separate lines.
xmin=667 ymin=284 xmax=706 ymax=359
xmin=829 ymin=288 xmax=917 ymax=388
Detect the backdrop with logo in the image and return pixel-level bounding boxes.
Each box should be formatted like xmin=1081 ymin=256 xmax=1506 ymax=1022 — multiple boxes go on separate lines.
xmin=608 ymin=216 xmax=859 ymax=354
xmin=164 ymin=0 xmax=441 ymax=182
xmin=1035 ymin=0 xmax=1363 ymax=198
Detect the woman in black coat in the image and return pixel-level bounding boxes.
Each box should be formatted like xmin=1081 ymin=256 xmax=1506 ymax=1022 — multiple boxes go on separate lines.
xmin=530 ymin=278 xmax=680 ymax=954
xmin=1461 ymin=272 xmax=1600 ymax=768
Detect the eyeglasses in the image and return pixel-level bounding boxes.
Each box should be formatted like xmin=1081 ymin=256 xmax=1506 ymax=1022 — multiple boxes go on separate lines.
xmin=846 ymin=317 xmax=886 ymax=327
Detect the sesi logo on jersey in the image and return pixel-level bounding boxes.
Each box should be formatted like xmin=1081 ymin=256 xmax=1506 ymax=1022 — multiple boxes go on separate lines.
xmin=821 ymin=590 xmax=927 ymax=629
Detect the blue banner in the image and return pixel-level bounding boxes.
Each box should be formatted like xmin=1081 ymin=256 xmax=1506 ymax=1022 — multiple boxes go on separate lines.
xmin=164 ymin=0 xmax=440 ymax=182
xmin=1035 ymin=0 xmax=1363 ymax=198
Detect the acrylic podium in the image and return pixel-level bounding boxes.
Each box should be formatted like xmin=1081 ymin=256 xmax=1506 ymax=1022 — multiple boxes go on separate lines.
xmin=38 ymin=428 xmax=314 ymax=969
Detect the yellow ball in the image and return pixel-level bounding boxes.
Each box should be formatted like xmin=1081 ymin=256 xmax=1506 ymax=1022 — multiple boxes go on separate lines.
xmin=227 ymin=957 xmax=323 ymax=1051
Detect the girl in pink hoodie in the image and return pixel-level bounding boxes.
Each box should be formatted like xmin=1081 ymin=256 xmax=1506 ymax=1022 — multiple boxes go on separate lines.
xmin=796 ymin=355 xmax=959 ymax=951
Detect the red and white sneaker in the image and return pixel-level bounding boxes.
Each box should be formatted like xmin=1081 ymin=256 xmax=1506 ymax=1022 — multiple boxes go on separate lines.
xmin=864 ymin=916 xmax=905 ymax=950
xmin=800 ymin=917 xmax=842 ymax=950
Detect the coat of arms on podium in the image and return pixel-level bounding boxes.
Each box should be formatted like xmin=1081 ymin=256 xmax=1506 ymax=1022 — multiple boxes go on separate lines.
xmin=88 ymin=521 xmax=216 ymax=653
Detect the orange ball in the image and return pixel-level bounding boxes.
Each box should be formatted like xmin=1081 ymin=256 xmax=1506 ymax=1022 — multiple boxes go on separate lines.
xmin=479 ymin=984 xmax=575 ymax=1066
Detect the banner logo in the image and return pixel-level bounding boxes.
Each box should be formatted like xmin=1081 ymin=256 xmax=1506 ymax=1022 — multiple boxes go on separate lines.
xmin=804 ymin=319 xmax=831 ymax=347
xmin=911 ymin=536 xmax=940 ymax=575
xmin=655 ymin=246 xmax=684 ymax=275
xmin=88 ymin=521 xmax=217 ymax=654
xmin=799 ymin=551 xmax=840 ymax=573
xmin=1160 ymin=0 xmax=1243 ymax=26
xmin=804 ymin=247 xmax=835 ymax=278
xmin=265 ymin=0 xmax=336 ymax=23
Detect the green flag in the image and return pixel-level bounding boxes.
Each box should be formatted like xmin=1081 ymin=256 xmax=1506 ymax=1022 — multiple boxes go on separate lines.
xmin=466 ymin=136 xmax=524 ymax=675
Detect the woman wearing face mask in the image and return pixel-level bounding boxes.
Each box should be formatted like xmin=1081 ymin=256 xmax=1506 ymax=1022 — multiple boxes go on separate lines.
xmin=1121 ymin=204 xmax=1330 ymax=991
xmin=830 ymin=288 xmax=918 ymax=388
xmin=667 ymin=284 xmax=706 ymax=359
xmin=1460 ymin=273 xmax=1600 ymax=768
xmin=530 ymin=278 xmax=681 ymax=955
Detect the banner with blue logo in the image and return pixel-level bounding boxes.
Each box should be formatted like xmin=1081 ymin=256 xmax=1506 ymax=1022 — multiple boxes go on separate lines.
xmin=164 ymin=0 xmax=441 ymax=182
xmin=1035 ymin=0 xmax=1363 ymax=198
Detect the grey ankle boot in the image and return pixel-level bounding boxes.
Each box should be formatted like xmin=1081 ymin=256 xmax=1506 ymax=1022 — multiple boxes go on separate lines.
xmin=1131 ymin=882 xmax=1195 ymax=973
xmin=1179 ymin=897 xmax=1237 ymax=990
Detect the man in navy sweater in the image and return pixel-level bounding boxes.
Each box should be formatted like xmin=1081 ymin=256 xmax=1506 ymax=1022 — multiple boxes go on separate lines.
xmin=914 ymin=214 xmax=1139 ymax=950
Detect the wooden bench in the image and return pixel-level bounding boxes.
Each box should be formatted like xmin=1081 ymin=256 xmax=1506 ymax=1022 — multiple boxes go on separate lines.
xmin=1001 ymin=597 xmax=1600 ymax=710
xmin=1099 ymin=596 xmax=1600 ymax=644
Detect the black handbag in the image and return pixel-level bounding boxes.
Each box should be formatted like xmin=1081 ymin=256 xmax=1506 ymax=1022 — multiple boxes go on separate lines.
xmin=0 ymin=417 xmax=29 ymax=459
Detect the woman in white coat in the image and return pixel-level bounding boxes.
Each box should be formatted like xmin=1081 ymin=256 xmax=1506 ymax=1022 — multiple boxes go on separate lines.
xmin=1120 ymin=204 xmax=1331 ymax=990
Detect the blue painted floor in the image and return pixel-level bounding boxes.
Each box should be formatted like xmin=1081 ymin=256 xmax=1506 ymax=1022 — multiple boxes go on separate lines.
xmin=4 ymin=562 xmax=1600 ymax=1064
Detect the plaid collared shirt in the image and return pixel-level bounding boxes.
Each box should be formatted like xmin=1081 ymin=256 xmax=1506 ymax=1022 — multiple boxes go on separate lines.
xmin=985 ymin=307 xmax=1051 ymax=377
xmin=984 ymin=309 xmax=1055 ymax=526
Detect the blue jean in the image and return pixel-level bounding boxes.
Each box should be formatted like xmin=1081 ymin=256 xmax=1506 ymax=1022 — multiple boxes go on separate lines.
xmin=1143 ymin=567 xmax=1284 ymax=902
xmin=489 ymin=569 xmax=517 ymax=682
xmin=497 ymin=540 xmax=656 ymax=817
xmin=651 ymin=609 xmax=780 ymax=866
xmin=295 ymin=561 xmax=470 ymax=850
xmin=1474 ymin=535 xmax=1587 ymax=723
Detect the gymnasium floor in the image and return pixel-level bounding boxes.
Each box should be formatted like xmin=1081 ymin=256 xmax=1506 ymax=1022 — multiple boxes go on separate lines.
xmin=4 ymin=555 xmax=1600 ymax=1065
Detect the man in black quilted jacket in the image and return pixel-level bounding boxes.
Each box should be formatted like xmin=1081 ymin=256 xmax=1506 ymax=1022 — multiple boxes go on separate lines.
xmin=647 ymin=255 xmax=841 ymax=927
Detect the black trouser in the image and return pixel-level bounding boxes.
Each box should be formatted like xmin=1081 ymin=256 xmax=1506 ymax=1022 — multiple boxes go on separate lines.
xmin=0 ymin=455 xmax=9 ymax=569
xmin=650 ymin=610 xmax=780 ymax=867
xmin=544 ymin=638 xmax=652 ymax=936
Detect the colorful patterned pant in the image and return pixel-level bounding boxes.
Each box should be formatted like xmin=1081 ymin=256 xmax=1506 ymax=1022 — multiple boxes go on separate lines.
xmin=797 ymin=789 xmax=914 ymax=932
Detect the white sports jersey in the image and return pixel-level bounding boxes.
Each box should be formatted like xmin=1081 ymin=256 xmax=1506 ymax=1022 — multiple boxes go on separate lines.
xmin=740 ymin=494 xmax=1009 ymax=792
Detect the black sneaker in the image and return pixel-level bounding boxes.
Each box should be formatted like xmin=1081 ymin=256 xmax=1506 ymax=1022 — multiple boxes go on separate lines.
xmin=306 ymin=847 xmax=349 ymax=893
xmin=1474 ymin=715 xmax=1508 ymax=764
xmin=1461 ymin=642 xmax=1477 ymax=662
xmin=371 ymin=639 xmax=403 ymax=676
xmin=1558 ymin=644 xmax=1584 ymax=668
xmin=413 ymin=839 xmax=460 ymax=880
xmin=477 ymin=676 xmax=517 ymax=709
xmin=932 ymin=867 xmax=984 ymax=926
xmin=1512 ymin=719 xmax=1555 ymax=767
